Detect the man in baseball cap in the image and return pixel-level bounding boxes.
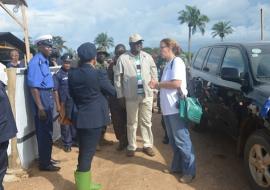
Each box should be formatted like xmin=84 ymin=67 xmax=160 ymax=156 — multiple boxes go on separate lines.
xmin=129 ymin=33 xmax=144 ymax=43
xmin=114 ymin=33 xmax=158 ymax=157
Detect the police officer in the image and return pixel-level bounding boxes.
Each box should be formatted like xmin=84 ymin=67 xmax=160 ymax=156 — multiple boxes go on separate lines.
xmin=53 ymin=53 xmax=77 ymax=152
xmin=68 ymin=42 xmax=116 ymax=190
xmin=0 ymin=63 xmax=17 ymax=190
xmin=27 ymin=35 xmax=60 ymax=172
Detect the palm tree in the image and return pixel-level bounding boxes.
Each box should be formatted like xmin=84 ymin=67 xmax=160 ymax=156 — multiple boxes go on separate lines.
xmin=178 ymin=5 xmax=209 ymax=63
xmin=94 ymin=32 xmax=114 ymax=49
xmin=52 ymin=36 xmax=68 ymax=53
xmin=212 ymin=21 xmax=234 ymax=41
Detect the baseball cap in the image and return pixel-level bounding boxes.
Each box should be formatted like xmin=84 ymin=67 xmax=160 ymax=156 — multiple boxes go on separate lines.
xmin=129 ymin=33 xmax=144 ymax=43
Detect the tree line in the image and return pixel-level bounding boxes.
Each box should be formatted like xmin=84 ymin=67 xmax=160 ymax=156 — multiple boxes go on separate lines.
xmin=27 ymin=5 xmax=234 ymax=65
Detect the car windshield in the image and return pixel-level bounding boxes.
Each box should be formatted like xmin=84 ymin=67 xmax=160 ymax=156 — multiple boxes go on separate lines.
xmin=247 ymin=45 xmax=270 ymax=82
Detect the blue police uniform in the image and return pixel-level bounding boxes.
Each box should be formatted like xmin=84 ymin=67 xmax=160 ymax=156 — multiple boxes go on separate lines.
xmin=0 ymin=81 xmax=17 ymax=190
xmin=27 ymin=52 xmax=55 ymax=169
xmin=69 ymin=64 xmax=116 ymax=171
xmin=53 ymin=67 xmax=77 ymax=148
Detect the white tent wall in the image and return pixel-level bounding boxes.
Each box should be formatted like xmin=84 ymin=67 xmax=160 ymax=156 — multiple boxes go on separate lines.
xmin=9 ymin=67 xmax=61 ymax=169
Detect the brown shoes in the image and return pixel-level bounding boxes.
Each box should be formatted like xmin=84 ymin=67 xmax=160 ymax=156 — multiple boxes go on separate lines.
xmin=143 ymin=147 xmax=155 ymax=157
xmin=126 ymin=147 xmax=155 ymax=157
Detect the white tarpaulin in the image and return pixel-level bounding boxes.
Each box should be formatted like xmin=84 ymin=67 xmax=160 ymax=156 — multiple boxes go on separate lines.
xmin=11 ymin=67 xmax=61 ymax=169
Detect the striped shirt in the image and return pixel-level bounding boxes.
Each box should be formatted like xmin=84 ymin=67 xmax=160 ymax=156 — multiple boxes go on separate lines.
xmin=135 ymin=56 xmax=144 ymax=95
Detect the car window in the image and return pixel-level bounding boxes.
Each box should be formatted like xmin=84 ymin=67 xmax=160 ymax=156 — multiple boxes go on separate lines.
xmin=247 ymin=45 xmax=270 ymax=82
xmin=203 ymin=47 xmax=225 ymax=74
xmin=193 ymin=47 xmax=209 ymax=70
xmin=222 ymin=47 xmax=245 ymax=74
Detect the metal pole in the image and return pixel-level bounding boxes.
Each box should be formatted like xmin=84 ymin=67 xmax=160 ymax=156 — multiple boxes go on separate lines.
xmin=260 ymin=8 xmax=264 ymax=41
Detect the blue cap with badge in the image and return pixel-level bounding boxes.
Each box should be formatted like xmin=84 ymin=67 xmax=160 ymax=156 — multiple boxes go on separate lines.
xmin=77 ymin=42 xmax=97 ymax=62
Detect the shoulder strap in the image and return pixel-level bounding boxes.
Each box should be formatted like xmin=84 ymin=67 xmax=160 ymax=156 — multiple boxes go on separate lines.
xmin=170 ymin=57 xmax=176 ymax=69
xmin=170 ymin=57 xmax=186 ymax=98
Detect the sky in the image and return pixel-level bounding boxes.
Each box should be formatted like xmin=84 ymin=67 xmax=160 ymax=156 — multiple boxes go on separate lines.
xmin=0 ymin=0 xmax=270 ymax=53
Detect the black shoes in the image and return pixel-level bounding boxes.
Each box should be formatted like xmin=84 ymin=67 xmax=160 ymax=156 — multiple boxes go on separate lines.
xmin=162 ymin=137 xmax=169 ymax=144
xmin=64 ymin=146 xmax=72 ymax=152
xmin=39 ymin=164 xmax=61 ymax=172
xmin=117 ymin=141 xmax=128 ymax=151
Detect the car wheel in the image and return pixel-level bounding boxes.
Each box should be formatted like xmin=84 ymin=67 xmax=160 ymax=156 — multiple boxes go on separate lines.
xmin=244 ymin=130 xmax=270 ymax=190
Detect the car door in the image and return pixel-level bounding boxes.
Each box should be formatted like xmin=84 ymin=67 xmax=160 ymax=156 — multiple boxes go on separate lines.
xmin=189 ymin=47 xmax=210 ymax=98
xmin=198 ymin=46 xmax=227 ymax=129
xmin=217 ymin=46 xmax=247 ymax=138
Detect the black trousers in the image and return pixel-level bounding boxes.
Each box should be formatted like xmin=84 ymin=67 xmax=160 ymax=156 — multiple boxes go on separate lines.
xmin=0 ymin=141 xmax=9 ymax=190
xmin=108 ymin=98 xmax=128 ymax=145
xmin=77 ymin=128 xmax=102 ymax=172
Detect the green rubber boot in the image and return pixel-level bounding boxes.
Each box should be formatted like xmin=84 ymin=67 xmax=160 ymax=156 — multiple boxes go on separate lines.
xmin=74 ymin=171 xmax=102 ymax=190
xmin=89 ymin=172 xmax=102 ymax=190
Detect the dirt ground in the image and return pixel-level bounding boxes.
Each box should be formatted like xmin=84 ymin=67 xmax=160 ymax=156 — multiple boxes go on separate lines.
xmin=5 ymin=113 xmax=251 ymax=190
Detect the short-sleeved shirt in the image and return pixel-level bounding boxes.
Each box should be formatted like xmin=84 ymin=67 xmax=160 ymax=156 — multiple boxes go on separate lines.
xmin=27 ymin=53 xmax=54 ymax=89
xmin=53 ymin=67 xmax=71 ymax=103
xmin=160 ymin=57 xmax=187 ymax=116
xmin=7 ymin=61 xmax=25 ymax=68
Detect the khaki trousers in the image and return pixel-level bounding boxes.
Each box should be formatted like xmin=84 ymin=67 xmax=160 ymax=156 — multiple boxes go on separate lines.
xmin=126 ymin=96 xmax=154 ymax=151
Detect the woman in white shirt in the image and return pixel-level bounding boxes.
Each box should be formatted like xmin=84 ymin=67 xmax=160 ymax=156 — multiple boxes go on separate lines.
xmin=149 ymin=38 xmax=196 ymax=183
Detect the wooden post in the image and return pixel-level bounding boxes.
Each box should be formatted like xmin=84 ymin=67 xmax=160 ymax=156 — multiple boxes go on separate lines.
xmin=6 ymin=68 xmax=21 ymax=169
xmin=0 ymin=1 xmax=24 ymax=29
xmin=21 ymin=4 xmax=31 ymax=63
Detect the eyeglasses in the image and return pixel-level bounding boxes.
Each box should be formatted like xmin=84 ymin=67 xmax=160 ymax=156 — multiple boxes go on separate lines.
xmin=160 ymin=46 xmax=168 ymax=49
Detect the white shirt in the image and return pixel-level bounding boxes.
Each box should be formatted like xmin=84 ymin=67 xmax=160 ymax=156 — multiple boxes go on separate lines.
xmin=0 ymin=63 xmax=8 ymax=86
xmin=160 ymin=57 xmax=188 ymax=116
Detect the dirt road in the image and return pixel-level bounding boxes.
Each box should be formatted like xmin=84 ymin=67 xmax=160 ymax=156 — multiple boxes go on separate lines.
xmin=5 ymin=113 xmax=251 ymax=190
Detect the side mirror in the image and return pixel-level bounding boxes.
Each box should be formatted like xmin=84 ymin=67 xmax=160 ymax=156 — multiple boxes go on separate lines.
xmin=221 ymin=67 xmax=241 ymax=82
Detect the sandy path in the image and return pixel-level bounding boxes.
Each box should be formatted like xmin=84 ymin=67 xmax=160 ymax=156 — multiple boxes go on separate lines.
xmin=5 ymin=113 xmax=250 ymax=190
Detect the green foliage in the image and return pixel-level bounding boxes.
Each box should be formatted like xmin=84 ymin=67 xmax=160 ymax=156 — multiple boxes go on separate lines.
xmin=178 ymin=5 xmax=209 ymax=35
xmin=212 ymin=21 xmax=234 ymax=41
xmin=178 ymin=5 xmax=209 ymax=64
xmin=94 ymin=32 xmax=114 ymax=50
xmin=52 ymin=36 xmax=68 ymax=53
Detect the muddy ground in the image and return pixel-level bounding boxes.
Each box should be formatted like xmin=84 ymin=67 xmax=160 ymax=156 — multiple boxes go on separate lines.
xmin=5 ymin=113 xmax=251 ymax=190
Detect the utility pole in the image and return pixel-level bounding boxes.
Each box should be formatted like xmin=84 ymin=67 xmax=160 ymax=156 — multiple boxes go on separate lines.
xmin=260 ymin=8 xmax=264 ymax=41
